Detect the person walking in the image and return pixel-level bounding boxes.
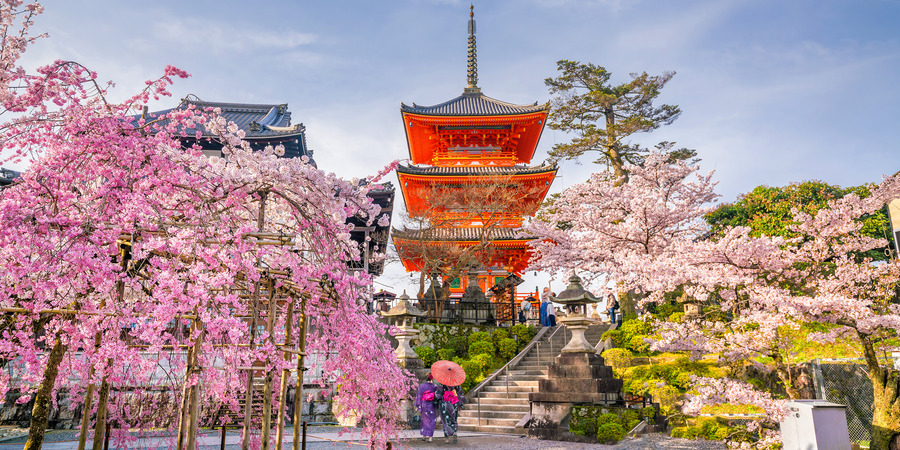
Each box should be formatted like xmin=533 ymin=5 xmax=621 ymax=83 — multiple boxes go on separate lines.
xmin=435 ymin=383 xmax=464 ymax=443
xmin=606 ymin=293 xmax=619 ymax=326
xmin=547 ymin=296 xmax=557 ymax=327
xmin=521 ymin=297 xmax=532 ymax=323
xmin=540 ymin=288 xmax=551 ymax=326
xmin=414 ymin=374 xmax=438 ymax=441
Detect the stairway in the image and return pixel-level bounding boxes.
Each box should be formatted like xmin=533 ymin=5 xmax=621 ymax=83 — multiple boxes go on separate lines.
xmin=458 ymin=323 xmax=611 ymax=434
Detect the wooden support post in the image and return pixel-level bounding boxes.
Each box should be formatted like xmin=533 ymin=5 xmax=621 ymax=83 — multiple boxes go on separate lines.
xmin=91 ymin=379 xmax=110 ymax=450
xmin=243 ymin=191 xmax=267 ymax=450
xmin=77 ymin=383 xmax=94 ymax=450
xmin=184 ymin=321 xmax=205 ymax=450
xmin=261 ymin=283 xmax=276 ymax=450
xmin=275 ymin=302 xmax=294 ymax=450
xmin=292 ymin=299 xmax=307 ymax=450
xmin=301 ymin=421 xmax=307 ymax=450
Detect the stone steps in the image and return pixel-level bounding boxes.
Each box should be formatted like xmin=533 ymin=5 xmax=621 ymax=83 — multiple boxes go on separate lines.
xmin=459 ymin=324 xmax=612 ymax=434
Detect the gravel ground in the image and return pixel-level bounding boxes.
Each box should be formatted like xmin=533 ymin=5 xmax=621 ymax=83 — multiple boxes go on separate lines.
xmin=0 ymin=427 xmax=727 ymax=449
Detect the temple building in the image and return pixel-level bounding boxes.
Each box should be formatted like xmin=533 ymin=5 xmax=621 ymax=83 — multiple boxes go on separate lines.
xmin=146 ymin=97 xmax=394 ymax=276
xmin=392 ymin=6 xmax=556 ymax=296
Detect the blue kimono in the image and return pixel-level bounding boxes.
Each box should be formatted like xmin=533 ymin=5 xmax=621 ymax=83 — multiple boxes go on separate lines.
xmin=539 ymin=300 xmax=548 ymax=326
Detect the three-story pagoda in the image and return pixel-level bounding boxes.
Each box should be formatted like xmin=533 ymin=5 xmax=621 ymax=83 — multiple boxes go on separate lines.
xmin=393 ymin=6 xmax=557 ymax=296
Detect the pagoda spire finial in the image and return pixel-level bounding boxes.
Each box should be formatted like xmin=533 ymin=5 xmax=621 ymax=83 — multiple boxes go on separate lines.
xmin=466 ymin=4 xmax=480 ymax=92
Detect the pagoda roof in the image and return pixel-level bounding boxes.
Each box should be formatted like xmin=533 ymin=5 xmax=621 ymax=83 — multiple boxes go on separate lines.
xmin=392 ymin=227 xmax=530 ymax=242
xmin=401 ymin=90 xmax=547 ymax=117
xmin=397 ymin=163 xmax=556 ymax=177
xmin=144 ymin=96 xmax=312 ymax=162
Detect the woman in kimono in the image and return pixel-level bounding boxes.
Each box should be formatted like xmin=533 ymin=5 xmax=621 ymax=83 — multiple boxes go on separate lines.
xmin=435 ymin=383 xmax=464 ymax=443
xmin=414 ymin=374 xmax=438 ymax=441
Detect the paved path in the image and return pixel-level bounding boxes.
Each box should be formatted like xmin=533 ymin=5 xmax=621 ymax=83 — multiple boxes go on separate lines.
xmin=0 ymin=428 xmax=725 ymax=449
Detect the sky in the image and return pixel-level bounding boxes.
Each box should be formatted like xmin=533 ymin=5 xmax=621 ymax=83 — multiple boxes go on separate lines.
xmin=17 ymin=0 xmax=900 ymax=294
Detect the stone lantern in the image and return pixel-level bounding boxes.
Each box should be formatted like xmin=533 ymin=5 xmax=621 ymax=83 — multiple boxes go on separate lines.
xmin=680 ymin=292 xmax=702 ymax=318
xmin=553 ymin=274 xmax=601 ymax=353
xmin=380 ymin=291 xmax=425 ymax=364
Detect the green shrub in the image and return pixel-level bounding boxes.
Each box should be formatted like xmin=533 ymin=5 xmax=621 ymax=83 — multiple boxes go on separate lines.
xmin=669 ymin=418 xmax=738 ymax=441
xmin=641 ymin=406 xmax=656 ymax=419
xmin=448 ymin=336 xmax=468 ymax=358
xmin=459 ymin=359 xmax=480 ymax=383
xmin=619 ymin=319 xmax=650 ymax=337
xmin=469 ymin=340 xmax=495 ymax=356
xmin=626 ymin=419 xmax=641 ymax=432
xmin=508 ymin=324 xmax=535 ymax=343
xmin=414 ymin=346 xmax=436 ymax=367
xmin=468 ymin=331 xmax=490 ymax=346
xmin=628 ymin=335 xmax=650 ymax=353
xmin=490 ymin=328 xmax=509 ymax=346
xmin=497 ymin=337 xmax=517 ymax=359
xmin=601 ymin=348 xmax=633 ymax=372
xmin=436 ymin=348 xmax=456 ymax=361
xmin=596 ymin=423 xmax=626 ymax=443
xmin=597 ymin=413 xmax=620 ymax=426
xmin=621 ymin=410 xmax=639 ymax=423
xmin=568 ymin=415 xmax=597 ymax=436
xmin=601 ymin=329 xmax=624 ymax=347
xmin=469 ymin=353 xmax=492 ymax=375
xmin=667 ymin=312 xmax=685 ymax=323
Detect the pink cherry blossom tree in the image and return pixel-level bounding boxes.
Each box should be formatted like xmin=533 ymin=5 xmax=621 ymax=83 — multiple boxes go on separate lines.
xmin=0 ymin=2 xmax=411 ymax=449
xmin=527 ymin=149 xmax=900 ymax=447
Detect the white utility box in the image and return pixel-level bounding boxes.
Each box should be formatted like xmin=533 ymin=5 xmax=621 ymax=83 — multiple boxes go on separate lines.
xmin=780 ymin=400 xmax=851 ymax=450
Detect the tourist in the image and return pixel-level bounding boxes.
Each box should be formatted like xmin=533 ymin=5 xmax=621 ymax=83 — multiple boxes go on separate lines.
xmin=414 ymin=374 xmax=438 ymax=441
xmin=540 ymin=288 xmax=552 ymax=326
xmin=547 ymin=298 xmax=557 ymax=327
xmin=435 ymin=383 xmax=465 ymax=443
xmin=606 ymin=293 xmax=618 ymax=325
xmin=521 ymin=297 xmax=532 ymax=322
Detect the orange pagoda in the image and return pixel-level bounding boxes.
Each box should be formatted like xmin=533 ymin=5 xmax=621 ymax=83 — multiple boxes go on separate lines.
xmin=392 ymin=6 xmax=557 ymax=297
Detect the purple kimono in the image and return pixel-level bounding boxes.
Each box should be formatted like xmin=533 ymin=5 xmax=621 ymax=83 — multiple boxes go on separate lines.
xmin=414 ymin=381 xmax=438 ymax=437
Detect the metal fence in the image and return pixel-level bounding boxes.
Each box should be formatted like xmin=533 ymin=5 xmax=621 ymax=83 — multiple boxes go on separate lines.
xmin=811 ymin=357 xmax=899 ymax=444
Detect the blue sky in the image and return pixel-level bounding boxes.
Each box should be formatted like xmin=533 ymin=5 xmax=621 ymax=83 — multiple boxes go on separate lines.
xmin=22 ymin=0 xmax=900 ymax=292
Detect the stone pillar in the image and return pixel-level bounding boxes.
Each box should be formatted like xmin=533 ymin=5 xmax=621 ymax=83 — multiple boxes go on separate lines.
xmin=394 ymin=325 xmax=419 ymax=360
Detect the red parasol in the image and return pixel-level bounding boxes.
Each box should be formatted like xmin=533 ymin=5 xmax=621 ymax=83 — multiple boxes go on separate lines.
xmin=431 ymin=360 xmax=466 ymax=386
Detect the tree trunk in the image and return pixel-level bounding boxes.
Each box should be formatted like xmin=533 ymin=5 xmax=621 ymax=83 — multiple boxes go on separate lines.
xmin=24 ymin=337 xmax=67 ymax=450
xmin=605 ymin=110 xmax=627 ymax=184
xmin=869 ymin=366 xmax=900 ymax=450
xmin=858 ymin=330 xmax=900 ymax=450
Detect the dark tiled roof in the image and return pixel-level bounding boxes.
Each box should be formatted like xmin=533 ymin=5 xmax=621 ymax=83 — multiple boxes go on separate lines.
xmin=144 ymin=96 xmax=311 ymax=162
xmin=397 ymin=163 xmax=557 ymax=176
xmin=392 ymin=227 xmax=530 ymax=241
xmin=0 ymin=168 xmax=20 ymax=187
xmin=401 ymin=90 xmax=547 ymax=116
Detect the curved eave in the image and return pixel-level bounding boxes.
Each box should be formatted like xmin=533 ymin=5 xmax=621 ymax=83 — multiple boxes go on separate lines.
xmin=392 ymin=235 xmax=533 ymax=272
xmin=400 ymin=91 xmax=548 ymax=116
xmin=397 ymin=168 xmax=556 ymax=217
xmin=401 ymin=111 xmax=548 ymax=166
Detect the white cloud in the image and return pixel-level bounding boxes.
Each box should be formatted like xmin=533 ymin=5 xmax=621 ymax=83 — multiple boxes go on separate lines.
xmin=150 ymin=18 xmax=317 ymax=55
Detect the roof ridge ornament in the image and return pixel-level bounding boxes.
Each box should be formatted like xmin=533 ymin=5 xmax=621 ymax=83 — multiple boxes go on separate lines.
xmin=465 ymin=4 xmax=480 ymax=93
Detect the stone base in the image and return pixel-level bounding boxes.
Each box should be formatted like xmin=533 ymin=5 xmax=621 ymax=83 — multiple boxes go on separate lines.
xmin=527 ymin=351 xmax=624 ymax=439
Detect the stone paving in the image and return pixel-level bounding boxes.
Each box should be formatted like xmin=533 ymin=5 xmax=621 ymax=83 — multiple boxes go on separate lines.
xmin=0 ymin=427 xmax=726 ymax=449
